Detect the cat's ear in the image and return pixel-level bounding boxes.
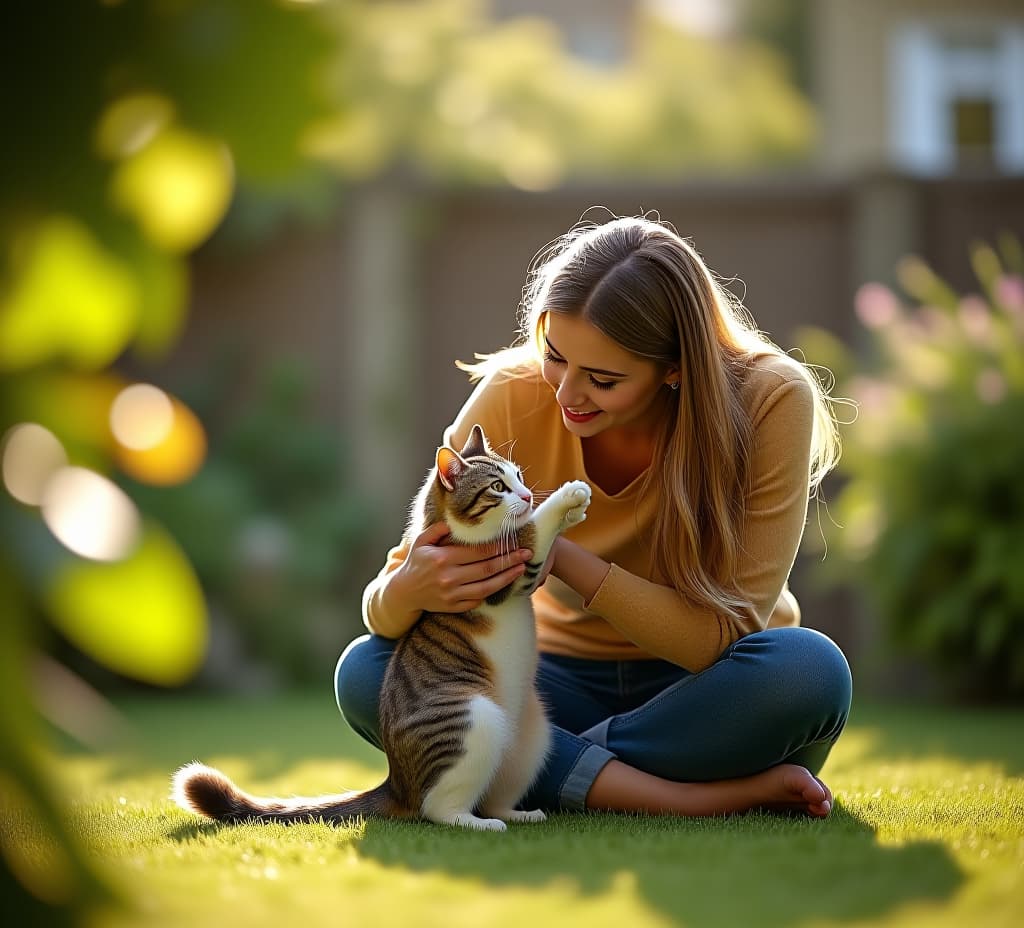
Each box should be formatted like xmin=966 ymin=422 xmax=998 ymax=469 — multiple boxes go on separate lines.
xmin=460 ymin=424 xmax=490 ymax=459
xmin=435 ymin=446 xmax=467 ymax=492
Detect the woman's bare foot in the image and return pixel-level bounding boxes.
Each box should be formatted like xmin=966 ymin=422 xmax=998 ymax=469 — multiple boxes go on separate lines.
xmin=586 ymin=759 xmax=833 ymax=818
xmin=746 ymin=764 xmax=833 ymax=818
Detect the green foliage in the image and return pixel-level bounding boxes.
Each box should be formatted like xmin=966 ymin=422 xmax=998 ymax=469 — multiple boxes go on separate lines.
xmin=0 ymin=1 xmax=335 ymax=921
xmin=800 ymin=238 xmax=1024 ymax=699
xmin=310 ymin=0 xmax=815 ymax=191
xmin=743 ymin=0 xmax=812 ymax=92
xmin=133 ymin=359 xmax=367 ymax=684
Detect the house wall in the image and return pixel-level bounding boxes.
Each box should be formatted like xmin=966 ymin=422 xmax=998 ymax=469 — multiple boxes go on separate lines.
xmin=813 ymin=0 xmax=1024 ymax=173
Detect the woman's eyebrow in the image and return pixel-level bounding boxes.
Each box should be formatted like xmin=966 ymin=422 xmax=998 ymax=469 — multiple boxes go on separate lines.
xmin=544 ymin=336 xmax=627 ymax=378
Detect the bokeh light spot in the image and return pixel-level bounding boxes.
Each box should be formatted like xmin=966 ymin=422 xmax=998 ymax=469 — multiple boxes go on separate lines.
xmin=114 ymin=395 xmax=207 ymax=486
xmin=41 ymin=467 xmax=141 ymax=561
xmin=110 ymin=383 xmax=174 ymax=451
xmin=1 ymin=423 xmax=68 ymax=505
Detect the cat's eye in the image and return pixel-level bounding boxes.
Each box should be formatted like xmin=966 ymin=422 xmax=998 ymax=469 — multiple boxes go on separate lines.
xmin=491 ymin=479 xmax=507 ymax=492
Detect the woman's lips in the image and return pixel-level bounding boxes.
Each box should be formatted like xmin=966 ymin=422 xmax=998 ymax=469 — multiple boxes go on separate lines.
xmin=562 ymin=407 xmax=601 ymax=423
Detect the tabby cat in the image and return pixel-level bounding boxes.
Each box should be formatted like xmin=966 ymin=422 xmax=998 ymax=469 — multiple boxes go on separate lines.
xmin=173 ymin=424 xmax=591 ymax=831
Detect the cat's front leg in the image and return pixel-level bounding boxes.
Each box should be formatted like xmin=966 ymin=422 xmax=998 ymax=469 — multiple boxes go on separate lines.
xmin=535 ymin=480 xmax=591 ymax=536
xmin=520 ymin=481 xmax=591 ymax=591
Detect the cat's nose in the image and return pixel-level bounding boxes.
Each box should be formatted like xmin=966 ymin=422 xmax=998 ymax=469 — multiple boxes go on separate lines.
xmin=519 ymin=491 xmax=532 ymax=504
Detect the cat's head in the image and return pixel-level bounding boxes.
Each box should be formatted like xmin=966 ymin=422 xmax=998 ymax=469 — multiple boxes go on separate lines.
xmin=433 ymin=424 xmax=533 ymax=544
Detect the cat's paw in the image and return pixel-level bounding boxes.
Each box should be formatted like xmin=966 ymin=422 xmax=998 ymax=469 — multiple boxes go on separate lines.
xmin=435 ymin=811 xmax=508 ymax=831
xmin=480 ymin=807 xmax=547 ymax=824
xmin=504 ymin=809 xmax=547 ymax=824
xmin=557 ymin=480 xmax=591 ymax=529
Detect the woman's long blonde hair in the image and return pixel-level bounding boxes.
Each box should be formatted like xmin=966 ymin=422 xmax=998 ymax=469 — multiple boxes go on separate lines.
xmin=460 ymin=215 xmax=841 ymax=622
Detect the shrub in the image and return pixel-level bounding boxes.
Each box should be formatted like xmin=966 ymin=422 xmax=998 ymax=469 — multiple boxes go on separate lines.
xmin=130 ymin=356 xmax=367 ymax=686
xmin=800 ymin=237 xmax=1024 ymax=700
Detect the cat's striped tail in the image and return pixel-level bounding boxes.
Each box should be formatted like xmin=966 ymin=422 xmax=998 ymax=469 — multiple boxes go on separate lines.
xmin=172 ymin=762 xmax=410 ymax=825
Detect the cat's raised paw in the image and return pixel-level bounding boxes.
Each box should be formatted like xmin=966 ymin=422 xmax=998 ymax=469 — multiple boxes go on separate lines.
xmin=558 ymin=480 xmax=591 ymax=528
xmin=563 ymin=480 xmax=591 ymax=502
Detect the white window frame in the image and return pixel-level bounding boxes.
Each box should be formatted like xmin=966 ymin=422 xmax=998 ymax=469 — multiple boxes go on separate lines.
xmin=889 ymin=18 xmax=1024 ymax=175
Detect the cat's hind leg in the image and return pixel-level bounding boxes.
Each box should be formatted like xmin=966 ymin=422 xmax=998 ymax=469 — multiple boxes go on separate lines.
xmin=420 ymin=695 xmax=509 ymax=832
xmin=479 ymin=691 xmax=552 ymax=824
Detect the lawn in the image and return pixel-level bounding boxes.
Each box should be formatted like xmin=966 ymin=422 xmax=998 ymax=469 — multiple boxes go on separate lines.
xmin=27 ymin=691 xmax=1024 ymax=927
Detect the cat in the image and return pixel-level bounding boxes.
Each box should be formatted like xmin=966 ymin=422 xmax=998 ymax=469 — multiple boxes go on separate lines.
xmin=173 ymin=424 xmax=591 ymax=832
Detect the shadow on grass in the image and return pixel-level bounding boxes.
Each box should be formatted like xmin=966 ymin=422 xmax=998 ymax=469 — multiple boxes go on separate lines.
xmin=348 ymin=801 xmax=963 ymax=928
xmin=136 ymin=693 xmax=970 ymax=926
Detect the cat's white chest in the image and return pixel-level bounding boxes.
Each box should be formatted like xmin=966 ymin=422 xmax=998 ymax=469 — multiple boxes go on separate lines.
xmin=476 ymin=598 xmax=537 ymax=717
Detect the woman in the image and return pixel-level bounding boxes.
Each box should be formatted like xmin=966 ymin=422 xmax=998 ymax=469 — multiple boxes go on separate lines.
xmin=336 ymin=215 xmax=852 ymax=818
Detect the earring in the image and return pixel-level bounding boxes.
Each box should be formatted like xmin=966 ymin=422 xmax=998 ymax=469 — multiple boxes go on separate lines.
xmin=669 ymin=381 xmax=680 ymax=391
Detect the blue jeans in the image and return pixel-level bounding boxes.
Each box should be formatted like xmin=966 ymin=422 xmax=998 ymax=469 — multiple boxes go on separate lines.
xmin=334 ymin=627 xmax=852 ymax=812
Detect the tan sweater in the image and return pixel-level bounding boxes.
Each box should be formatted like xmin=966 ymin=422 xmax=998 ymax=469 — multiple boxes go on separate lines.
xmin=362 ymin=353 xmax=812 ymax=672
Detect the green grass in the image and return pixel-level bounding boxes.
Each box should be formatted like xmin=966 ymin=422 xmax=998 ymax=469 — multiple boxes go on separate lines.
xmin=18 ymin=693 xmax=1024 ymax=927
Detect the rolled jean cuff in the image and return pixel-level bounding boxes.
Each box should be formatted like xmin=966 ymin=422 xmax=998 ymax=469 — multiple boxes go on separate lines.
xmin=558 ymin=741 xmax=616 ymax=810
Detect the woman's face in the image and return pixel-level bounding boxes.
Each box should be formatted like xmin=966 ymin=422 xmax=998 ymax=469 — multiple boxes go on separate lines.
xmin=540 ymin=312 xmax=677 ymax=438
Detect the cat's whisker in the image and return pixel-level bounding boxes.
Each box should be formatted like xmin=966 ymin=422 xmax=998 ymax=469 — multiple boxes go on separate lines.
xmin=502 ymin=511 xmax=518 ymax=559
xmin=497 ymin=518 xmax=510 ymax=559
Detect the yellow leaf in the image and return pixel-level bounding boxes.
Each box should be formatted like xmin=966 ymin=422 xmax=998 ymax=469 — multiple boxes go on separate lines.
xmin=46 ymin=524 xmax=208 ymax=686
xmin=0 ymin=218 xmax=139 ymax=372
xmin=111 ymin=127 xmax=234 ymax=253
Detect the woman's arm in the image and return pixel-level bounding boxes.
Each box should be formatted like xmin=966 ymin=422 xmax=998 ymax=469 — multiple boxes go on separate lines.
xmin=362 ymin=525 xmax=534 ymax=637
xmin=361 ymin=371 xmax=529 ymax=637
xmin=549 ymin=375 xmax=814 ymax=672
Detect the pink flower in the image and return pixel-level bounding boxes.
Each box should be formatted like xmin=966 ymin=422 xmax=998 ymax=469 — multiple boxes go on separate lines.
xmin=996 ymin=274 xmax=1024 ymax=313
xmin=959 ymin=295 xmax=992 ymax=342
xmin=849 ymin=376 xmax=890 ymax=414
xmin=915 ymin=306 xmax=953 ymax=337
xmin=855 ymin=283 xmax=901 ymax=329
xmin=976 ymin=369 xmax=1007 ymax=404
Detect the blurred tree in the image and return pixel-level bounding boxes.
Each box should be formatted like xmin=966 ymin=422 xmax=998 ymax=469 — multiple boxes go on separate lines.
xmin=0 ymin=1 xmax=335 ymax=922
xmin=739 ymin=0 xmax=812 ymax=93
xmin=306 ymin=0 xmax=815 ymax=194
xmin=133 ymin=355 xmax=368 ymax=687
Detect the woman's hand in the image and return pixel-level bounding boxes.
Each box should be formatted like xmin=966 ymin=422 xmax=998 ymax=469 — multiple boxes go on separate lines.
xmin=392 ymin=522 xmax=534 ymax=614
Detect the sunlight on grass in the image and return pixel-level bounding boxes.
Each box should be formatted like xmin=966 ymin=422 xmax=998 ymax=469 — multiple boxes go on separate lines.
xmin=29 ymin=696 xmax=1024 ymax=928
